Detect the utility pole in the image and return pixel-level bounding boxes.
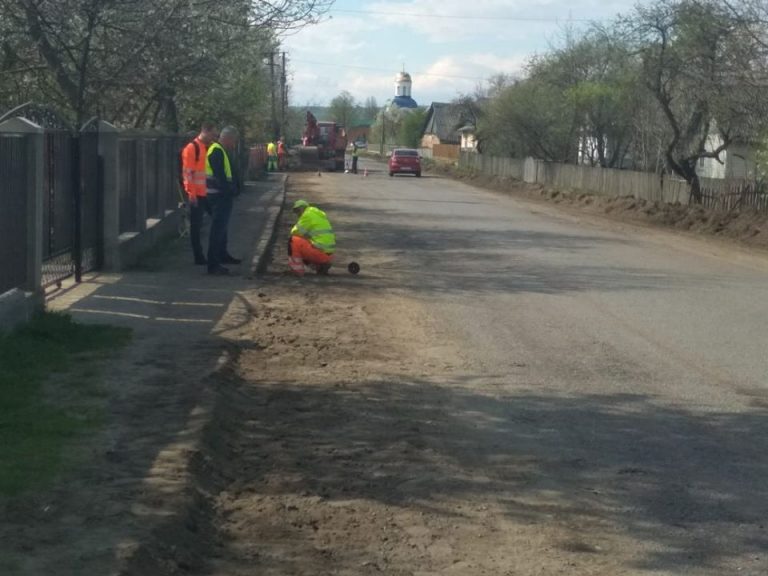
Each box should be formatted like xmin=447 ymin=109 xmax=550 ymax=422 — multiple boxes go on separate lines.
xmin=281 ymin=52 xmax=287 ymax=141
xmin=380 ymin=110 xmax=386 ymax=155
xmin=269 ymin=51 xmax=278 ymax=142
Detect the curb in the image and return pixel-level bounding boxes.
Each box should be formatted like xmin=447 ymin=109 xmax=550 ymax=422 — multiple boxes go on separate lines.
xmin=250 ymin=173 xmax=288 ymax=276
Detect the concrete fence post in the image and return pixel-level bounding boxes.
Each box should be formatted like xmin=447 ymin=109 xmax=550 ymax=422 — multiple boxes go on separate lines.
xmin=135 ymin=139 xmax=147 ymax=232
xmin=0 ymin=118 xmax=44 ymax=300
xmin=98 ymin=121 xmax=121 ymax=270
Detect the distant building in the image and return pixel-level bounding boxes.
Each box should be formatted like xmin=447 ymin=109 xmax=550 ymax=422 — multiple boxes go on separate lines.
xmin=458 ymin=124 xmax=478 ymax=151
xmin=697 ymin=132 xmax=757 ymax=180
xmin=347 ymin=121 xmax=372 ymax=144
xmin=391 ymin=71 xmax=418 ymax=109
xmin=420 ymin=102 xmax=463 ymax=148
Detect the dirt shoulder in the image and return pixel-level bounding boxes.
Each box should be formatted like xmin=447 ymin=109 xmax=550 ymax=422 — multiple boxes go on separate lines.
xmin=0 ymin=177 xmax=284 ymax=576
xmin=112 ymin=174 xmax=649 ymax=576
xmin=423 ymin=159 xmax=768 ymax=254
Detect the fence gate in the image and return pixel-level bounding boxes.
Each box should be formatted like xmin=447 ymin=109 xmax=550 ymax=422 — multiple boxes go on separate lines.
xmin=9 ymin=105 xmax=103 ymax=289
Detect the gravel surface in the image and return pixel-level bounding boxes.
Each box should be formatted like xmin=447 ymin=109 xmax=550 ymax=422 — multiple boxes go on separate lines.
xmin=7 ymin=164 xmax=767 ymax=576
xmin=129 ymin=161 xmax=767 ymax=575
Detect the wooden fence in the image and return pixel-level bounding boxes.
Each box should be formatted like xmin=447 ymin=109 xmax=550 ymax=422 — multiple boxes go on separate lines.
xmin=433 ymin=144 xmax=460 ymax=161
xmin=459 ymin=151 xmax=768 ymax=211
xmin=699 ymin=181 xmax=768 ymax=212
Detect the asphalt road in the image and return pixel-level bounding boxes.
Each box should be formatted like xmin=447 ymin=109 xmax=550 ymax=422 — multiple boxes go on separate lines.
xmin=309 ymin=157 xmax=768 ymax=575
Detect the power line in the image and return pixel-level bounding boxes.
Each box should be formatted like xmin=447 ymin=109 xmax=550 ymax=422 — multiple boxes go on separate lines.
xmin=329 ymin=8 xmax=601 ymax=23
xmin=290 ymin=59 xmax=487 ymax=81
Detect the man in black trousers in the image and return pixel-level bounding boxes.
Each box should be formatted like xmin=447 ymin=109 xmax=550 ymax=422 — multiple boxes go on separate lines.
xmin=204 ymin=126 xmax=242 ymax=275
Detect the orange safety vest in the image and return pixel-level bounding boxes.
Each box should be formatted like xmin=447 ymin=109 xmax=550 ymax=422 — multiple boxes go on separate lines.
xmin=182 ymin=137 xmax=208 ymax=198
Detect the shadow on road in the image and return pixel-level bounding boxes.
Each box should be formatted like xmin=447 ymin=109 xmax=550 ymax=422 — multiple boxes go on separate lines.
xmin=130 ymin=362 xmax=768 ymax=574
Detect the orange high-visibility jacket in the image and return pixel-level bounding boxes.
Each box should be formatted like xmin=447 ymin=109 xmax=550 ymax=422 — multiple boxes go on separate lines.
xmin=182 ymin=137 xmax=208 ymax=198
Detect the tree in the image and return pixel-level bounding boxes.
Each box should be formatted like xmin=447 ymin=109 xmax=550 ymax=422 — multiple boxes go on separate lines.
xmin=329 ymin=90 xmax=357 ymax=128
xmin=0 ymin=0 xmax=332 ymax=131
xmin=479 ymin=77 xmax=579 ymax=161
xmin=370 ymin=105 xmax=406 ymax=152
xmin=475 ymin=29 xmax=643 ymax=166
xmin=399 ymin=107 xmax=427 ymax=148
xmin=362 ymin=96 xmax=379 ymax=123
xmin=625 ymin=0 xmax=768 ymax=201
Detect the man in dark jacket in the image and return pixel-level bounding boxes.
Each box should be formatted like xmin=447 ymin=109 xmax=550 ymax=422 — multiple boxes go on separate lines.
xmin=205 ymin=126 xmax=242 ymax=275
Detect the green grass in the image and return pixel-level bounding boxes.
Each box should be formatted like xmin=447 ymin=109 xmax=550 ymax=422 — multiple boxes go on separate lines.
xmin=0 ymin=312 xmax=131 ymax=496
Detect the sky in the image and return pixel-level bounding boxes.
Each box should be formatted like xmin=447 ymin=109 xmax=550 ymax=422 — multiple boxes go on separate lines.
xmin=281 ymin=0 xmax=639 ymax=107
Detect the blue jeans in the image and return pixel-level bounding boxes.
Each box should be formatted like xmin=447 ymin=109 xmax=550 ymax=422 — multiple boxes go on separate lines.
xmin=206 ymin=193 xmax=233 ymax=271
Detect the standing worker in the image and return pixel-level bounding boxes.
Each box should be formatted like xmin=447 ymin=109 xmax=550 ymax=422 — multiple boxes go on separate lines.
xmin=267 ymin=140 xmax=277 ymax=172
xmin=277 ymin=138 xmax=286 ymax=171
xmin=181 ymin=122 xmax=217 ymax=265
xmin=351 ymin=141 xmax=360 ymax=174
xmin=288 ymin=200 xmax=336 ymax=276
xmin=205 ymin=126 xmax=242 ymax=275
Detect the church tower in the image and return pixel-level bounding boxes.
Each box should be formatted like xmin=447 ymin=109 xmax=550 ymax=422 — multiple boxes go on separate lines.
xmin=392 ymin=70 xmax=418 ymax=109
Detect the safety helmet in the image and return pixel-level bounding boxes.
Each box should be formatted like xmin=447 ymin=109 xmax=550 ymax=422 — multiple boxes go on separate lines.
xmin=293 ymin=199 xmax=309 ymax=211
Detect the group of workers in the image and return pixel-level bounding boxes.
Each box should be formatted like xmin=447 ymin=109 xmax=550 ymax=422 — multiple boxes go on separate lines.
xmin=181 ymin=122 xmax=242 ymax=275
xmin=181 ymin=123 xmax=336 ymax=277
xmin=267 ymin=139 xmax=286 ymax=172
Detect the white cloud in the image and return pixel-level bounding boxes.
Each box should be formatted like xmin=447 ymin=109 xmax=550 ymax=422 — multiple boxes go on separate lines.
xmin=414 ymin=53 xmax=527 ymax=94
xmin=366 ymin=0 xmax=601 ymax=43
xmin=466 ymin=53 xmax=528 ymax=73
xmin=347 ymin=74 xmax=393 ymax=98
xmin=281 ymin=0 xmax=638 ymax=104
xmin=282 ymin=14 xmax=380 ymax=59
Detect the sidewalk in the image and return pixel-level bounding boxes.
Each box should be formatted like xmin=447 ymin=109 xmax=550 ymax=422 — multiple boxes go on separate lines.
xmin=4 ymin=175 xmax=286 ymax=576
xmin=50 ymin=175 xmax=285 ymax=334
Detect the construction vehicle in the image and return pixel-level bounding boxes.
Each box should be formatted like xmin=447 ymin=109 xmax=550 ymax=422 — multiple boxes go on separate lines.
xmin=298 ymin=111 xmax=347 ymax=171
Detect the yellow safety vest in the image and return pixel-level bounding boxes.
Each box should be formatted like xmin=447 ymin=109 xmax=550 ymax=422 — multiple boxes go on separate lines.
xmin=291 ymin=206 xmax=336 ymax=254
xmin=205 ymin=142 xmax=233 ymax=193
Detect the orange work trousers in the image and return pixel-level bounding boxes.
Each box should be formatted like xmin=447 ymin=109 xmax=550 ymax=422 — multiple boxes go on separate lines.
xmin=288 ymin=235 xmax=333 ymax=275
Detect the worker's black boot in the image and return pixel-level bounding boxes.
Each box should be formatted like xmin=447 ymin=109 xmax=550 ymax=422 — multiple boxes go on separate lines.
xmin=317 ymin=263 xmax=332 ymax=275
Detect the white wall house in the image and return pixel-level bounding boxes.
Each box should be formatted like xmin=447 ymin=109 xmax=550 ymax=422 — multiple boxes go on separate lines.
xmin=697 ymin=133 xmax=757 ymax=180
xmin=458 ymin=125 xmax=477 ymax=151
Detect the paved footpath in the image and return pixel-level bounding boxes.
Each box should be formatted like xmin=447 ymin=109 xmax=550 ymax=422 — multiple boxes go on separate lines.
xmin=3 ymin=176 xmax=286 ymax=576
xmin=51 ymin=175 xmax=285 ymax=333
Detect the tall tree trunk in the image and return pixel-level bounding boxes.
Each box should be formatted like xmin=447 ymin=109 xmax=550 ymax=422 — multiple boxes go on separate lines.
xmin=161 ymin=94 xmax=179 ymax=133
xmin=689 ymin=170 xmax=703 ymax=204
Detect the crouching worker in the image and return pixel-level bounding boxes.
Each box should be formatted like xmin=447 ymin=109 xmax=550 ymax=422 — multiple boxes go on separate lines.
xmin=288 ymin=199 xmax=335 ymax=276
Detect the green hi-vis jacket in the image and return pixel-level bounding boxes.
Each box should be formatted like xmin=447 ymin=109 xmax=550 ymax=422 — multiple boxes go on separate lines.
xmin=291 ymin=206 xmax=336 ymax=254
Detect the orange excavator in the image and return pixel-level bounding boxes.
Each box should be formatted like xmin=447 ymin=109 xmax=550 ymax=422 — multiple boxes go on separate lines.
xmin=299 ymin=111 xmax=346 ymax=171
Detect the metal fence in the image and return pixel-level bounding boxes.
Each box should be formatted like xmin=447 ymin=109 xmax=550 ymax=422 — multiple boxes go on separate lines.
xmin=1 ymin=105 xmax=188 ymax=299
xmin=0 ymin=132 xmax=29 ymax=294
xmin=118 ymin=138 xmax=138 ymax=234
xmin=79 ymin=124 xmax=103 ymax=277
xmin=38 ymin=126 xmax=104 ymax=287
xmin=41 ymin=130 xmax=76 ymax=288
xmin=118 ymin=134 xmax=186 ymax=234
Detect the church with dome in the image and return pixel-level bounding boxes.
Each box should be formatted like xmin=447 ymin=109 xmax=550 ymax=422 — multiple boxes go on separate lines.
xmin=391 ymin=71 xmax=418 ymax=109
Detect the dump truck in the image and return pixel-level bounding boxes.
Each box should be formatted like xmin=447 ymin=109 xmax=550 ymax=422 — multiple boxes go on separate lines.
xmin=298 ymin=111 xmax=346 ymax=171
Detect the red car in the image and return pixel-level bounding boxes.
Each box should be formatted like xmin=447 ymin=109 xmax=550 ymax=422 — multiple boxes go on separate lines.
xmin=389 ymin=148 xmax=422 ymax=177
